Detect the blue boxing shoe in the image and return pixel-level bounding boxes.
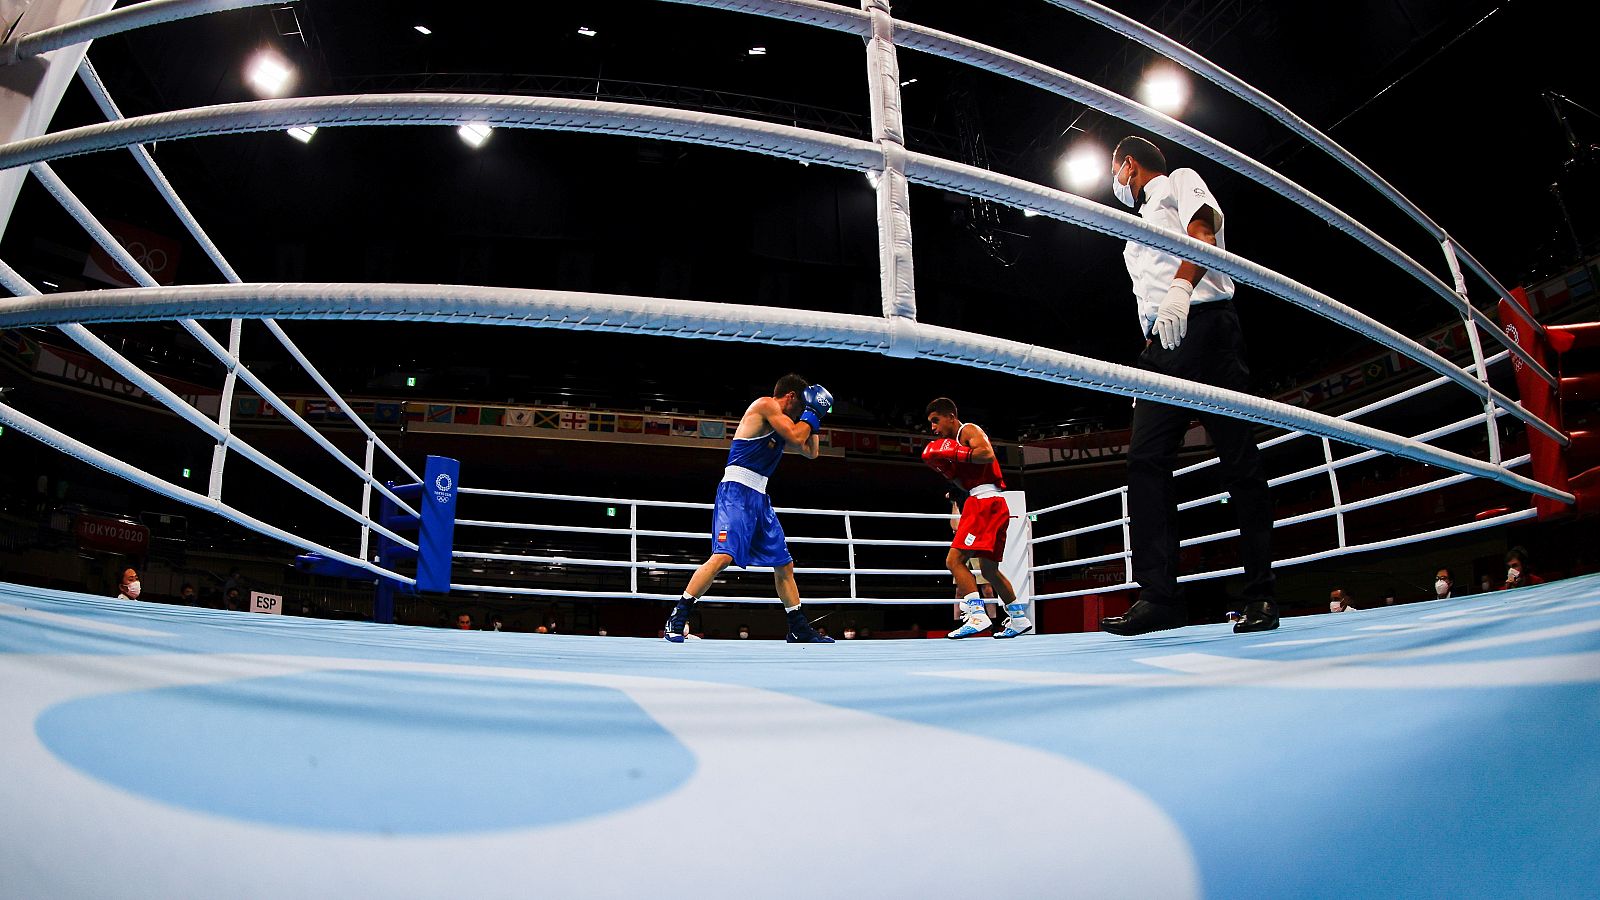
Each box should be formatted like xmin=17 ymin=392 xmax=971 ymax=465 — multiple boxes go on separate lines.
xmin=664 ymin=598 xmax=695 ymax=643
xmin=784 ymin=606 xmax=834 ymax=643
xmin=994 ymin=603 xmax=1034 ymax=639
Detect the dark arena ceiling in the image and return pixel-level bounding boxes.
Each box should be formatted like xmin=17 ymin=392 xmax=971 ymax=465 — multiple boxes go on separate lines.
xmin=3 ymin=0 xmax=1595 ymax=437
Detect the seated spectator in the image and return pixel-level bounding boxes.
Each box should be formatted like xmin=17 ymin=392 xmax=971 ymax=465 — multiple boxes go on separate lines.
xmin=116 ymin=568 xmax=141 ymax=602
xmin=489 ymin=616 xmax=503 ymax=632
xmin=1501 ymin=547 xmax=1545 ymax=590
xmin=178 ymin=583 xmax=197 ymax=605
xmin=1328 ymin=588 xmax=1357 ymax=613
xmin=737 ymin=624 xmax=751 ymax=640
xmin=224 ymin=587 xmax=242 ymax=611
xmin=1432 ymin=568 xmax=1456 ymax=600
xmin=456 ymin=613 xmax=473 ymax=630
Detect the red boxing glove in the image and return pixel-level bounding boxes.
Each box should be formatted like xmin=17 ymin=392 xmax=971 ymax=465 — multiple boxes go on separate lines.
xmin=922 ymin=439 xmax=970 ymax=478
xmin=923 ymin=438 xmax=972 ymax=464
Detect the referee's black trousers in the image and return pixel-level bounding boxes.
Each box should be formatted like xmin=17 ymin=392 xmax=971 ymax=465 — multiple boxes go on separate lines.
xmin=1128 ymin=301 xmax=1274 ymax=607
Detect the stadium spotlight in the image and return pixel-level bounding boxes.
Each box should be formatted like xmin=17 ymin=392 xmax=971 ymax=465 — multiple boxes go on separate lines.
xmin=1139 ymin=66 xmax=1188 ymax=114
xmin=1061 ymin=143 xmax=1106 ymax=193
xmin=458 ymin=121 xmax=493 ymax=148
xmin=246 ymin=50 xmax=294 ymax=98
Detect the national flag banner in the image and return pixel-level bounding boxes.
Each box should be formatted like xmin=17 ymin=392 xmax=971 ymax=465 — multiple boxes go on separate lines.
xmin=878 ymin=435 xmax=908 ymax=455
xmin=303 ymin=399 xmax=329 ymax=420
xmin=829 ymin=430 xmax=855 ymax=451
xmin=453 ymin=406 xmax=480 ymax=426
xmin=237 ymin=396 xmax=262 ymax=417
xmin=375 ymin=403 xmax=402 ymax=424
xmin=672 ymin=418 xmax=697 ymax=436
xmin=1424 ymin=326 xmax=1456 ymax=354
xmin=698 ymin=420 xmax=726 ymax=439
xmin=351 ymin=401 xmax=376 ymax=421
xmin=480 ymin=407 xmax=506 ymax=426
xmin=618 ymin=415 xmax=644 ymax=434
xmin=427 ymin=404 xmax=454 ymax=424
xmin=856 ymin=433 xmax=879 ymax=453
xmin=506 ymin=408 xmax=535 ymax=427
xmin=533 ymin=410 xmax=560 ymax=429
xmin=559 ymin=411 xmax=588 ymax=430
xmin=1363 ymin=354 xmax=1396 ymax=383
xmin=404 ymin=403 xmax=425 ymax=423
xmin=645 ymin=416 xmax=671 ymax=436
xmin=589 ymin=413 xmax=617 ymax=433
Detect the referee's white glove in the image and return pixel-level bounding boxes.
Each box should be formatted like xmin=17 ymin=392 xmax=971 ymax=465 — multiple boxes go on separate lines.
xmin=1152 ymin=278 xmax=1194 ymax=350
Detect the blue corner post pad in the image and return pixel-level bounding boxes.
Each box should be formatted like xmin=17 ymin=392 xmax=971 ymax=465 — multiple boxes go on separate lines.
xmin=416 ymin=455 xmax=459 ymax=594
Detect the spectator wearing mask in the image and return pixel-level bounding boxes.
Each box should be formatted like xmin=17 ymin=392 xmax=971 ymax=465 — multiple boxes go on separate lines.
xmin=116 ymin=568 xmax=141 ymax=602
xmin=456 ymin=614 xmax=473 ymax=630
xmin=1328 ymin=588 xmax=1358 ymax=613
xmin=1432 ymin=568 xmax=1456 ymax=600
xmin=737 ymin=624 xmax=751 ymax=640
xmin=178 ymin=583 xmax=196 ymax=605
xmin=1501 ymin=547 xmax=1544 ymax=590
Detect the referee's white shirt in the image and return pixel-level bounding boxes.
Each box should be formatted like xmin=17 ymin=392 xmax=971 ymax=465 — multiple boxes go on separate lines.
xmin=1122 ymin=168 xmax=1235 ymax=336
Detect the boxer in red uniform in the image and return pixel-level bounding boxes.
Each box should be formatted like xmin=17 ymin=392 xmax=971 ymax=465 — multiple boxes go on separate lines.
xmin=922 ymin=397 xmax=1033 ymax=638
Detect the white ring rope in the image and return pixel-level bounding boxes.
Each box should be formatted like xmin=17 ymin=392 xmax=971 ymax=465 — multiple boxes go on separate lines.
xmin=0 ymin=93 xmax=1562 ymax=447
xmin=0 ymin=261 xmax=418 ymax=551
xmin=24 ymin=161 xmax=424 ymax=522
xmin=0 ymin=400 xmax=412 ymax=586
xmin=0 ymin=4 xmax=1568 ymax=612
xmin=75 ymin=58 xmax=423 ymax=486
xmin=659 ymin=0 xmax=1555 ymax=386
xmin=1 ymin=0 xmax=282 ymax=62
xmin=0 ymin=281 xmax=1572 ymax=505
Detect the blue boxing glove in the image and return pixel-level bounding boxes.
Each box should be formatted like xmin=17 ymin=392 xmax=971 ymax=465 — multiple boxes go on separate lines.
xmin=799 ymin=384 xmax=833 ymax=433
xmin=803 ymin=384 xmax=834 ymax=417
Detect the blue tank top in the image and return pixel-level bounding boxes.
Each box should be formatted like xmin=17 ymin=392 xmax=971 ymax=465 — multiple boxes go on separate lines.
xmin=725 ymin=429 xmax=785 ymax=478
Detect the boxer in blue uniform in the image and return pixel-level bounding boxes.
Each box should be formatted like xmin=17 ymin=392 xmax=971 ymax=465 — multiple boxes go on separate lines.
xmin=665 ymin=374 xmax=835 ymax=643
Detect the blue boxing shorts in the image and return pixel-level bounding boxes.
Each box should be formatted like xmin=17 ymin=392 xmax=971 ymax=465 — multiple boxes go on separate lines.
xmin=711 ymin=481 xmax=793 ymax=568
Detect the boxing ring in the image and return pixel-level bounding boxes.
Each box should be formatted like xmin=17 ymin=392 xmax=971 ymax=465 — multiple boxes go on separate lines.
xmin=0 ymin=0 xmax=1591 ymax=896
xmin=4 ymin=577 xmax=1598 ymax=897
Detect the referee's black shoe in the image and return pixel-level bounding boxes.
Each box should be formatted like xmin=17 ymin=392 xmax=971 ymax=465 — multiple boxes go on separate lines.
xmin=1233 ymin=600 xmax=1280 ymax=633
xmin=1100 ymin=600 xmax=1186 ymax=636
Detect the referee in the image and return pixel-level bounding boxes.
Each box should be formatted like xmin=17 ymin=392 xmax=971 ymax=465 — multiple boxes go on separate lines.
xmin=1098 ymin=135 xmax=1279 ymax=637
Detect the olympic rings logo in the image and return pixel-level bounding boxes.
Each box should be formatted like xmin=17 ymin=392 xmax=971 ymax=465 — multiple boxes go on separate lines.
xmin=119 ymin=240 xmax=169 ymax=274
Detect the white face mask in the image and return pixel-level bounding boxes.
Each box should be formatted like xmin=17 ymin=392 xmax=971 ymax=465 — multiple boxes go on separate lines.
xmin=1435 ymin=579 xmax=1450 ymax=596
xmin=1507 ymin=567 xmax=1519 ymax=581
xmin=125 ymin=581 xmax=141 ymax=599
xmin=1111 ymin=159 xmax=1137 ymax=207
xmin=843 ymin=630 xmax=856 ymax=640
xmin=738 ymin=631 xmax=749 ymax=639
xmin=1329 ymin=601 xmax=1342 ymax=613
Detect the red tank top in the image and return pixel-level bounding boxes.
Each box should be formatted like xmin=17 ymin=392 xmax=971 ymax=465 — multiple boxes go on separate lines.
xmin=952 ymin=423 xmax=1005 ymax=492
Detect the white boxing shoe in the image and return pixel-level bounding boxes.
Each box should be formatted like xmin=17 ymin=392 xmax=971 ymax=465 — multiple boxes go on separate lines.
xmin=947 ymin=610 xmax=992 ymax=639
xmin=994 ymin=616 xmax=1034 ymax=639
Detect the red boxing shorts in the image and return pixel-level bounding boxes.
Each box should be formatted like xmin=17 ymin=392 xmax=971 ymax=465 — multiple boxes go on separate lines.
xmin=951 ymin=495 xmax=1010 ymax=562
